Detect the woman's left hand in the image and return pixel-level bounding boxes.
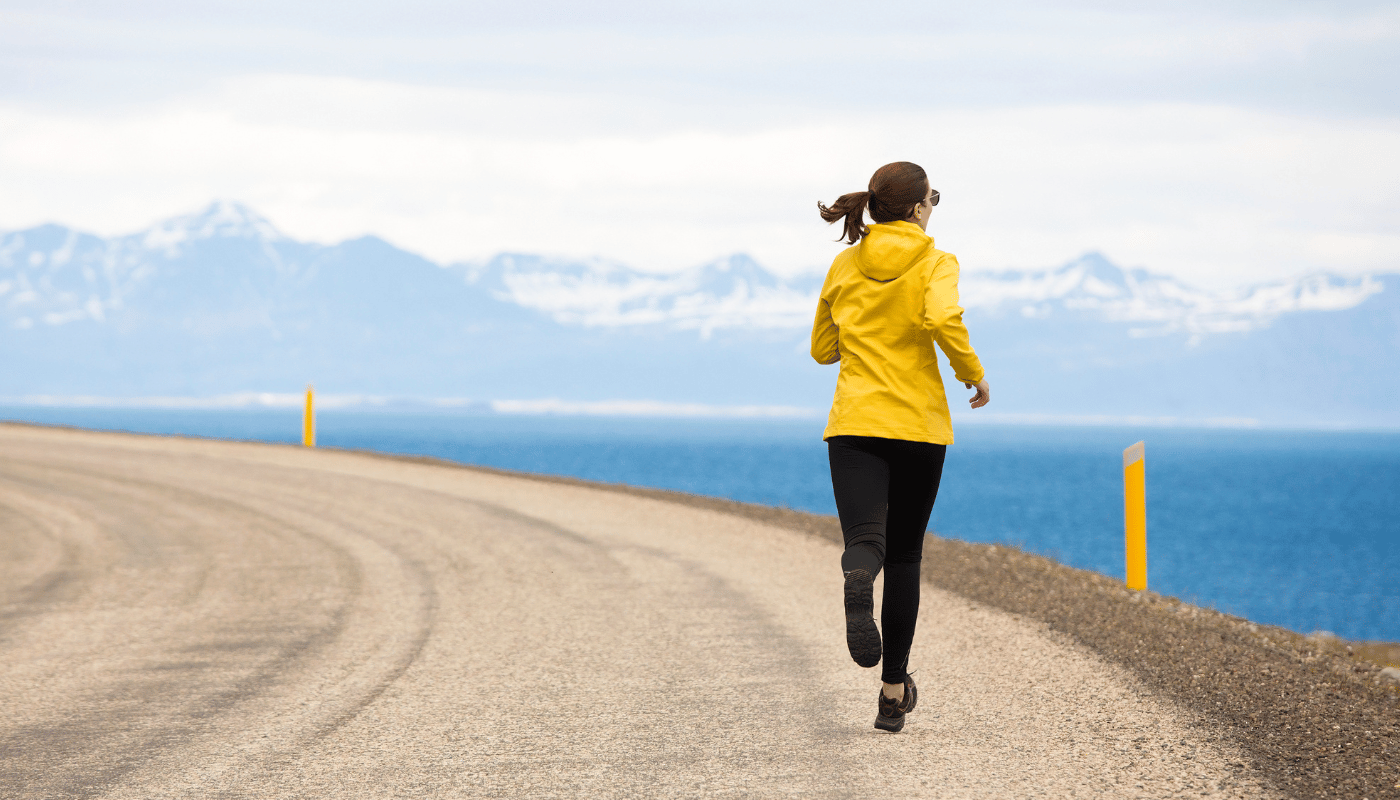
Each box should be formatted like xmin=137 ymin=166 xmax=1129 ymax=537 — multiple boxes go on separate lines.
xmin=964 ymin=378 xmax=990 ymax=409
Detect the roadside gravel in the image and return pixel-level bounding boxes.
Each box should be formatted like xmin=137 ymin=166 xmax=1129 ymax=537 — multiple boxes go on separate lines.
xmin=497 ymin=464 xmax=1400 ymax=800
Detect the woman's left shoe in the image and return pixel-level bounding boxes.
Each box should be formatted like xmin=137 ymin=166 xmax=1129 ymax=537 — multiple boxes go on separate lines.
xmin=874 ymin=674 xmax=918 ymax=732
xmin=843 ymin=569 xmax=882 ymax=668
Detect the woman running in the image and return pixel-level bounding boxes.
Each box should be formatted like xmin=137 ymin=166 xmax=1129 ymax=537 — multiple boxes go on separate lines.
xmin=811 ymin=161 xmax=990 ymax=732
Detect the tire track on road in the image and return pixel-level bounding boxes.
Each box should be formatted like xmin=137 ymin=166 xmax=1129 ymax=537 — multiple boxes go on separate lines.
xmin=134 ymin=454 xmax=867 ymax=798
xmin=0 ymin=453 xmax=432 ymax=798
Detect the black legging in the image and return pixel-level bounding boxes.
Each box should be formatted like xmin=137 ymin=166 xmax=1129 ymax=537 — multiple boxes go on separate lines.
xmin=828 ymin=435 xmax=947 ymax=684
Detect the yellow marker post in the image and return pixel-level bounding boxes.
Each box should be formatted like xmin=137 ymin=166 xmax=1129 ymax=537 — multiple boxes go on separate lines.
xmin=303 ymin=385 xmax=316 ymax=448
xmin=1123 ymin=440 xmax=1146 ymax=590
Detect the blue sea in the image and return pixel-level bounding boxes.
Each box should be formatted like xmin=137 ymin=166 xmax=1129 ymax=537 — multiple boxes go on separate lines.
xmin=4 ymin=406 xmax=1398 ymax=642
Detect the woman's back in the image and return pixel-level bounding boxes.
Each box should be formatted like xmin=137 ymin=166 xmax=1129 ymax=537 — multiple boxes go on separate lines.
xmin=811 ymin=219 xmax=983 ymax=445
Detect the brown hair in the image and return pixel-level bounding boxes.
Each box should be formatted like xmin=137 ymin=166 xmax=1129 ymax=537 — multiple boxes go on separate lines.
xmin=817 ymin=161 xmax=930 ymax=245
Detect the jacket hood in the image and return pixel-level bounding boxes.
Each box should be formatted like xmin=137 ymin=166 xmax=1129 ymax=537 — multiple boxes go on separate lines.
xmin=854 ymin=221 xmax=932 ymax=282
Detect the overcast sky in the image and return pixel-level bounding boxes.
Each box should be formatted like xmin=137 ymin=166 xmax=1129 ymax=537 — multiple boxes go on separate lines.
xmin=2 ymin=1 xmax=1397 ymax=287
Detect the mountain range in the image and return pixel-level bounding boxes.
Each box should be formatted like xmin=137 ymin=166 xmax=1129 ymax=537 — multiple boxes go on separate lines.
xmin=2 ymin=202 xmax=1396 ymax=428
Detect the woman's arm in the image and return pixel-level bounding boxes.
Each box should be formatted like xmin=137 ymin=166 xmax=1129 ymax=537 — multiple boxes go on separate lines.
xmin=922 ymin=253 xmax=985 ymax=385
xmin=810 ymin=297 xmax=840 ymax=365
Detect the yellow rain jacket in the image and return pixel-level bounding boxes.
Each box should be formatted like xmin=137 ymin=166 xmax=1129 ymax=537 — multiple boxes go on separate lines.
xmin=811 ymin=220 xmax=984 ymax=445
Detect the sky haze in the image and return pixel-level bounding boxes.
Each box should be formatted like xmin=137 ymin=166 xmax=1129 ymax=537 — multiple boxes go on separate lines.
xmin=2 ymin=1 xmax=1397 ymax=288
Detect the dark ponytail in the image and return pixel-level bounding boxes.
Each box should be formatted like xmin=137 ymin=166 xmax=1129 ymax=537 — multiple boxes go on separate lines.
xmin=817 ymin=161 xmax=930 ymax=245
xmin=817 ymin=191 xmax=870 ymax=245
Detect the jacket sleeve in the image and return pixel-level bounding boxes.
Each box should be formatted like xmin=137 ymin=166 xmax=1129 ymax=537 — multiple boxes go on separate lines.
xmin=922 ymin=253 xmax=985 ymax=384
xmin=810 ymin=294 xmax=840 ymax=365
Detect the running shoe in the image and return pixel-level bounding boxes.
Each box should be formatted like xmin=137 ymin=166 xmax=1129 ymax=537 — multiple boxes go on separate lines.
xmin=843 ymin=568 xmax=881 ymax=668
xmin=874 ymin=674 xmax=918 ymax=732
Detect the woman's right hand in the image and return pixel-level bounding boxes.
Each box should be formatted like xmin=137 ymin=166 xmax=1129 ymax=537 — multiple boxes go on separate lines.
xmin=964 ymin=378 xmax=990 ymax=409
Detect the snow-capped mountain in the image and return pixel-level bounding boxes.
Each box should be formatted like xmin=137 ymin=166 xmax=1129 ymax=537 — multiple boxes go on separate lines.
xmin=961 ymin=253 xmax=1385 ymax=341
xmin=452 ymin=248 xmax=1385 ymax=343
xmin=0 ymin=202 xmax=296 ymax=331
xmin=2 ymin=203 xmax=1396 ymax=427
xmin=3 ymin=202 xmax=1385 ymax=343
xmin=456 ymin=252 xmax=813 ymax=336
xmin=0 ymin=203 xmax=829 ymax=405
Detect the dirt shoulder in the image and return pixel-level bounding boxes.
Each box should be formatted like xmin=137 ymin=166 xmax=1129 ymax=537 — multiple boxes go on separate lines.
xmin=385 ymin=454 xmax=1400 ymax=800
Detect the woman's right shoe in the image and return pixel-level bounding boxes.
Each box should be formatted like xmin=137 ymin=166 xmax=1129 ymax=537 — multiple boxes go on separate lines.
xmin=874 ymin=674 xmax=918 ymax=732
xmin=843 ymin=568 xmax=881 ymax=668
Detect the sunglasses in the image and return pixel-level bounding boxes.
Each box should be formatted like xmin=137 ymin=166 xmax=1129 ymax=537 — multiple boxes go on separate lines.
xmin=927 ymin=189 xmax=940 ymax=207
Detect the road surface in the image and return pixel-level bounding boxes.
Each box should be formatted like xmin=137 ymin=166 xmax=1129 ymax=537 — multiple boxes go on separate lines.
xmin=0 ymin=424 xmax=1273 ymax=798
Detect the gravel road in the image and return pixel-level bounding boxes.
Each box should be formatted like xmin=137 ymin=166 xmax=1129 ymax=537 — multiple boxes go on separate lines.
xmin=0 ymin=424 xmax=1282 ymax=798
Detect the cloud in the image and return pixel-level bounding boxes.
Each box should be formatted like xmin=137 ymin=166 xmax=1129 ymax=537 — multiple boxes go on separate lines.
xmin=2 ymin=73 xmax=1397 ymax=288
